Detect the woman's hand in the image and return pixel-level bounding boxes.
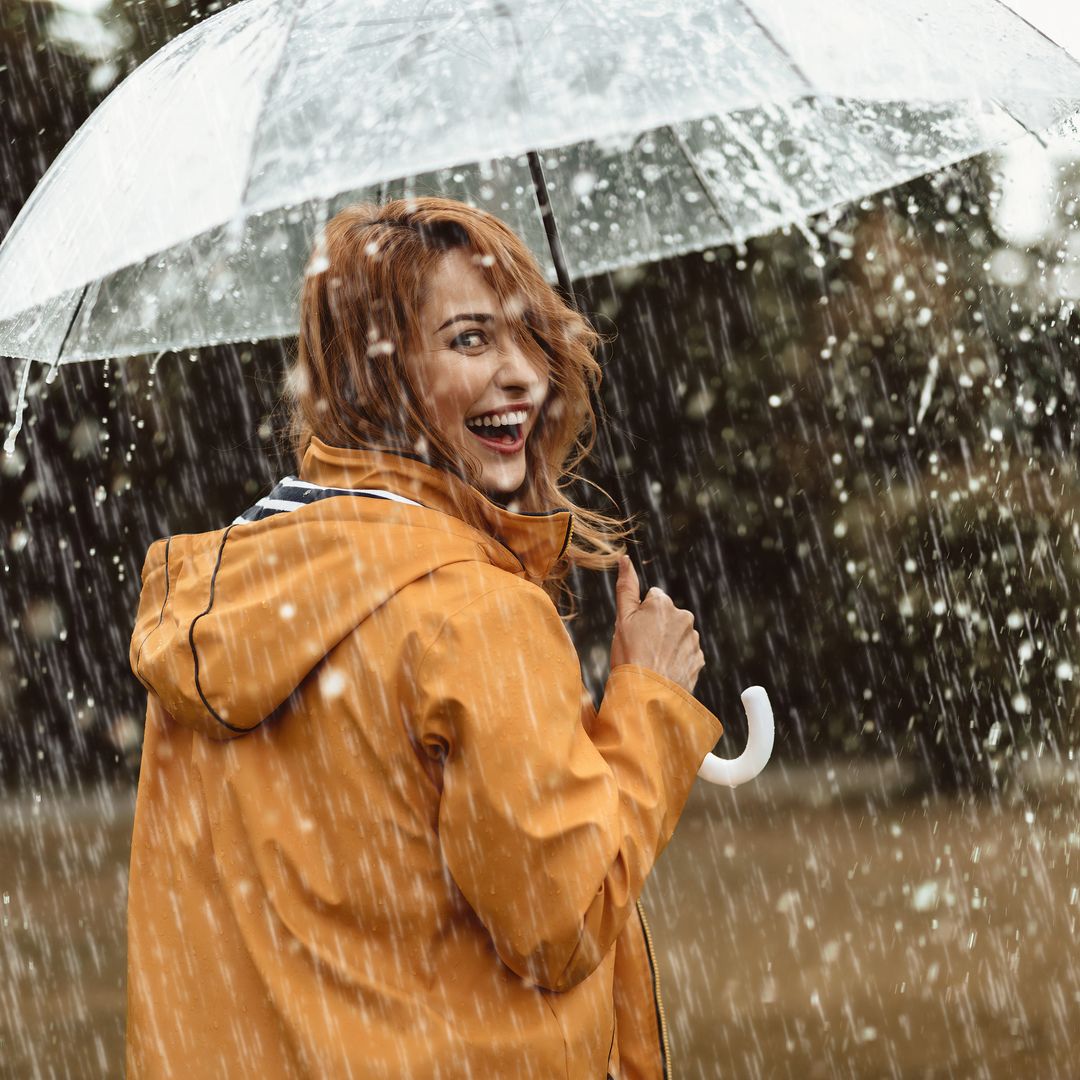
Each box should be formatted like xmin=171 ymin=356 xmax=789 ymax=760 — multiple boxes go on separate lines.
xmin=609 ymin=555 xmax=705 ymax=694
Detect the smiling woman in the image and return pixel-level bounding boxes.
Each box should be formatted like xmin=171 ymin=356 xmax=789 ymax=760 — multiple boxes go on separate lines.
xmin=125 ymin=196 xmax=721 ymax=1079
xmin=288 ymin=197 xmax=623 ymax=599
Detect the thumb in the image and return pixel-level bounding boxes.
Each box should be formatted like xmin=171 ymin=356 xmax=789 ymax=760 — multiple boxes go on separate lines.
xmin=615 ymin=555 xmax=640 ymax=623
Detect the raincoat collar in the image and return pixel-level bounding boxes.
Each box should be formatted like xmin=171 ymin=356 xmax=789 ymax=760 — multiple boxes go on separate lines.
xmin=299 ymin=436 xmax=573 ymax=582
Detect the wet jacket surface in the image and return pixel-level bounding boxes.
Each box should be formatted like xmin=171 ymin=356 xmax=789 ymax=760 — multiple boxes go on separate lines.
xmin=127 ymin=437 xmax=723 ymax=1078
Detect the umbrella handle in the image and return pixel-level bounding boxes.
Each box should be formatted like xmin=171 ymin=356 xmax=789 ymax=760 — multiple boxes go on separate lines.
xmin=696 ymin=686 xmax=774 ymax=787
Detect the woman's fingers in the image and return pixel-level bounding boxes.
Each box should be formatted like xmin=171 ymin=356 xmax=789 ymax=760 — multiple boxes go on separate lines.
xmin=611 ymin=554 xmax=706 ymax=693
xmin=615 ymin=554 xmax=641 ymax=623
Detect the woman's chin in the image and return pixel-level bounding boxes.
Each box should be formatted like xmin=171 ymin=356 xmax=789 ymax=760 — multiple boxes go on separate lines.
xmin=451 ymin=429 xmax=529 ymax=500
xmin=475 ymin=449 xmax=527 ymax=499
xmin=480 ymin=462 xmax=527 ymax=499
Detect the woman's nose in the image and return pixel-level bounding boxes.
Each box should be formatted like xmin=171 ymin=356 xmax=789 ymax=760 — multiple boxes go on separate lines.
xmin=495 ymin=338 xmax=542 ymax=391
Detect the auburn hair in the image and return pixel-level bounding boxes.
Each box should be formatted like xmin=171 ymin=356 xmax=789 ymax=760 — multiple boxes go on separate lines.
xmin=286 ymin=196 xmax=631 ymax=606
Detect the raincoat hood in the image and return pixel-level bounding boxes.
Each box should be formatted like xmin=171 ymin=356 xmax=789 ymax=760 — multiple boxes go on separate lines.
xmin=129 ymin=437 xmax=573 ymax=739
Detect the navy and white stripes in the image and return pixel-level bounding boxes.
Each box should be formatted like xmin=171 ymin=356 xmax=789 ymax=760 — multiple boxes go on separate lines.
xmin=232 ymin=475 xmax=423 ymax=526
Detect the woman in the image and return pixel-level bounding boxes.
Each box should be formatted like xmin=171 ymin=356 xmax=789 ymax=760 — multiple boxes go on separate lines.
xmin=127 ymin=197 xmax=723 ymax=1078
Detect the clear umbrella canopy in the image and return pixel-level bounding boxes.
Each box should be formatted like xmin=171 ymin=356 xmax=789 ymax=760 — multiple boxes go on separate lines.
xmin=1 ymin=0 xmax=1079 ymax=368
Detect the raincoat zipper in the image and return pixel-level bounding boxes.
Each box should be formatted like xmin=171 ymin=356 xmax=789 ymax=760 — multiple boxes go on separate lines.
xmin=636 ymin=897 xmax=671 ymax=1079
xmin=557 ymin=513 xmax=574 ymax=559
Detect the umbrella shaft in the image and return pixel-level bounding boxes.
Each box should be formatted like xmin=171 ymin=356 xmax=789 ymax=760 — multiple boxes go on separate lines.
xmin=527 ymin=150 xmax=575 ymax=309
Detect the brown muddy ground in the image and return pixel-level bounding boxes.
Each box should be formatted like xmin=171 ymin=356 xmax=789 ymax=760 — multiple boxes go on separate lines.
xmin=1 ymin=763 xmax=1078 ymax=1078
xmin=647 ymin=763 xmax=1080 ymax=1080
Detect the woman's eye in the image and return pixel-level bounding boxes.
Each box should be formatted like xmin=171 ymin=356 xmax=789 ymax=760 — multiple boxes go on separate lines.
xmin=451 ymin=329 xmax=487 ymax=350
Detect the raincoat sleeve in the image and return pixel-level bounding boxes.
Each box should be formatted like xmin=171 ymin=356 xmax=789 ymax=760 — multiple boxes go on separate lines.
xmin=414 ymin=582 xmax=722 ymax=992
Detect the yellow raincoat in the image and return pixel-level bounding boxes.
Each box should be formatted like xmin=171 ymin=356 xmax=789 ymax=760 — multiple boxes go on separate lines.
xmin=127 ymin=436 xmax=722 ymax=1078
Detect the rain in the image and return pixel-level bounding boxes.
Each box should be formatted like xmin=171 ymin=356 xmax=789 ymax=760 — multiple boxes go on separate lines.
xmin=2 ymin=1 xmax=1080 ymax=1077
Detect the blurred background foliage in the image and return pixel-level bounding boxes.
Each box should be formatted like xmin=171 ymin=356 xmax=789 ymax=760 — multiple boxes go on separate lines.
xmin=1 ymin=0 xmax=1079 ymax=793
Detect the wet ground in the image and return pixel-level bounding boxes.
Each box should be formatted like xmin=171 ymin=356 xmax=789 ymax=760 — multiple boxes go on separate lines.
xmin=1 ymin=762 xmax=1078 ymax=1078
xmin=649 ymin=762 xmax=1080 ymax=1079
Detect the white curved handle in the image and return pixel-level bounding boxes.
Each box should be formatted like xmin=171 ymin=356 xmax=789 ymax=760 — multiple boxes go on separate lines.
xmin=696 ymin=685 xmax=774 ymax=787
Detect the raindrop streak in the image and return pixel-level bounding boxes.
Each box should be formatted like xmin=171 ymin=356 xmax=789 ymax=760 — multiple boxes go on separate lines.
xmin=4 ymin=356 xmax=33 ymax=456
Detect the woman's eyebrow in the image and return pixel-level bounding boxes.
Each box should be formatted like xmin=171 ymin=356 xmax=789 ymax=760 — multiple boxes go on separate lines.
xmin=436 ymin=312 xmax=495 ymax=332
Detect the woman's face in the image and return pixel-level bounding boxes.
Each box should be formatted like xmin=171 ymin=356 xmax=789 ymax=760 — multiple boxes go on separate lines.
xmin=405 ymin=247 xmax=550 ymax=497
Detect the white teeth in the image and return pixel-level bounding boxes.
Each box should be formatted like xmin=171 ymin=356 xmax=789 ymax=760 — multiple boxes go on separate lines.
xmin=467 ymin=409 xmax=528 ymax=430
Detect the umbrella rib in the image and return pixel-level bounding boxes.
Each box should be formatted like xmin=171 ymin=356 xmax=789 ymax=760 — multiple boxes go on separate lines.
xmin=730 ymin=0 xmax=815 ymax=95
xmin=450 ymin=7 xmax=500 ymax=66
xmin=235 ymin=6 xmax=445 ymax=210
xmin=346 ymin=10 xmax=455 ymax=28
xmin=50 ymin=282 xmax=89 ymax=373
xmin=989 ymin=97 xmax=1049 ymax=148
xmin=237 ymin=0 xmax=306 ymax=214
xmin=485 ymin=0 xmax=573 ymax=90
xmin=665 ymin=124 xmax=735 ymax=236
xmin=406 ymin=0 xmax=475 ymax=65
xmin=533 ymin=0 xmax=575 ymax=50
xmin=991 ymin=0 xmax=1080 ymax=78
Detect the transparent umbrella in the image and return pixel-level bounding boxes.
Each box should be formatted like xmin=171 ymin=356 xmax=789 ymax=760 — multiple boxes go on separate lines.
xmin=1 ymin=0 xmax=1078 ymax=375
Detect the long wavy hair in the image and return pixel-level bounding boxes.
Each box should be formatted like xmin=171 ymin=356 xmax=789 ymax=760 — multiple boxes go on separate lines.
xmin=286 ymin=196 xmax=631 ymax=605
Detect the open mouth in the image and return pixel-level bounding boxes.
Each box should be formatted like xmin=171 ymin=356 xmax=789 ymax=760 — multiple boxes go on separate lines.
xmin=464 ymin=408 xmax=528 ymax=454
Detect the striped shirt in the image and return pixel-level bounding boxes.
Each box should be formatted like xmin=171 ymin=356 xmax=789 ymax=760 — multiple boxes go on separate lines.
xmin=232 ymin=475 xmax=423 ymax=526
